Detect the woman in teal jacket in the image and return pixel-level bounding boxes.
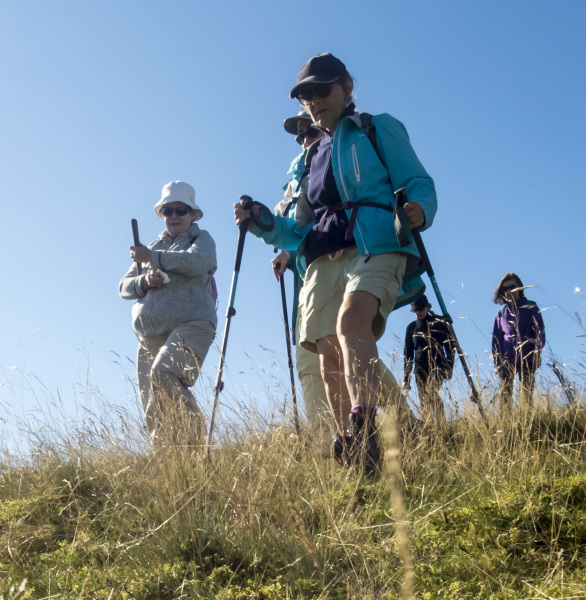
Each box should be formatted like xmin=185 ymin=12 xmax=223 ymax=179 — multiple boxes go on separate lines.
xmin=235 ymin=53 xmax=437 ymax=471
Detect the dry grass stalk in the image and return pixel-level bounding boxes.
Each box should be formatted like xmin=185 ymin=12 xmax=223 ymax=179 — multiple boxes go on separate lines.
xmin=382 ymin=404 xmax=415 ymax=599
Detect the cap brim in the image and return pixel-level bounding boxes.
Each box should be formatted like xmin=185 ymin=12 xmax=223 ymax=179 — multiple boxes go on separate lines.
xmin=289 ymin=75 xmax=341 ymax=99
xmin=283 ymin=115 xmax=312 ymax=135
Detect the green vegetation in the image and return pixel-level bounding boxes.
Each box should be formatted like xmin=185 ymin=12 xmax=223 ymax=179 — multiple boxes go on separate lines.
xmin=1 ymin=383 xmax=586 ymax=598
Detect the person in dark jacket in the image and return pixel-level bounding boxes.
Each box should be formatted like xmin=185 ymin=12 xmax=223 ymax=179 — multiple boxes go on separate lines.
xmin=492 ymin=272 xmax=545 ymax=410
xmin=403 ymin=295 xmax=455 ymax=423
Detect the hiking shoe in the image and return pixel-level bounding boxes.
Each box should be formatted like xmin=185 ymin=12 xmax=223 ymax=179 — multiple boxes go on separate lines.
xmin=333 ymin=434 xmax=351 ymax=465
xmin=349 ymin=412 xmax=381 ymax=473
xmin=333 ymin=412 xmax=381 ymax=474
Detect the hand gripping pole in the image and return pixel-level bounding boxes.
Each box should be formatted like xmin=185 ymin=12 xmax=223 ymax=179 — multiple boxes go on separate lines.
xmin=131 ymin=219 xmax=143 ymax=275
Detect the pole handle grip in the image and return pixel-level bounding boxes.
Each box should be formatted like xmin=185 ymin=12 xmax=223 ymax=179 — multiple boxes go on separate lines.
xmin=239 ymin=195 xmax=253 ymax=232
xmin=131 ymin=219 xmax=142 ymax=275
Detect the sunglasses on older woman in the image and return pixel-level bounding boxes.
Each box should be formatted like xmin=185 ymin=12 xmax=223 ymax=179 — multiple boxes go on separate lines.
xmin=295 ymin=83 xmax=333 ymax=105
xmin=161 ymin=205 xmax=191 ymax=217
xmin=295 ymin=127 xmax=320 ymax=145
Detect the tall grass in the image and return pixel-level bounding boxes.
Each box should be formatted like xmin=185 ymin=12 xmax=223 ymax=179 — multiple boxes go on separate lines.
xmin=1 ymin=366 xmax=585 ymax=599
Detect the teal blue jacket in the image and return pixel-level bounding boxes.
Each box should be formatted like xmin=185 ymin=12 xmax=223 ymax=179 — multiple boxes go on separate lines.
xmin=274 ymin=150 xmax=312 ymax=344
xmin=253 ymin=111 xmax=436 ymax=308
xmin=284 ymin=150 xmax=307 ymax=193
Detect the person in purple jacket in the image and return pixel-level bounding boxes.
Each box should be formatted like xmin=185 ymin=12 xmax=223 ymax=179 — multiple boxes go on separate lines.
xmin=491 ymin=272 xmax=546 ymax=410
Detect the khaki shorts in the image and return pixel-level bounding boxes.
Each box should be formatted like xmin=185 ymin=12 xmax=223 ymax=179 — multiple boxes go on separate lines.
xmin=298 ymin=247 xmax=407 ymax=353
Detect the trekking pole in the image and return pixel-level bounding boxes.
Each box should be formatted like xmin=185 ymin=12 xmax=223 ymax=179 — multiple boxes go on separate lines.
xmin=207 ymin=196 xmax=253 ymax=460
xmin=276 ymin=264 xmax=300 ymax=435
xmin=131 ymin=219 xmax=142 ymax=275
xmin=394 ymin=188 xmax=485 ymax=419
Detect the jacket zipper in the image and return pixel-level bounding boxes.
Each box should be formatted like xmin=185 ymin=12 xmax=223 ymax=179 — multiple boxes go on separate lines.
xmin=351 ymin=143 xmax=360 ymax=183
xmin=354 ymin=222 xmax=370 ymax=261
xmin=335 ymin=119 xmax=371 ymax=259
xmin=336 ymin=122 xmax=351 ymax=203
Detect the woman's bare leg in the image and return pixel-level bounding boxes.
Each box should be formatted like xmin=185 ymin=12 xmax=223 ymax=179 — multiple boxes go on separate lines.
xmin=337 ymin=290 xmax=381 ymax=407
xmin=315 ymin=334 xmax=352 ymax=436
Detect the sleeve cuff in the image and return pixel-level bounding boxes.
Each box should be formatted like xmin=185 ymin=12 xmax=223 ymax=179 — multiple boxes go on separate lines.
xmin=150 ymin=250 xmax=161 ymax=270
xmin=134 ymin=275 xmax=147 ymax=297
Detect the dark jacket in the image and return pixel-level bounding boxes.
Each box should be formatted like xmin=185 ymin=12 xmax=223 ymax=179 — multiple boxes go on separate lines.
xmin=492 ymin=298 xmax=545 ymax=373
xmin=404 ymin=311 xmax=455 ymax=382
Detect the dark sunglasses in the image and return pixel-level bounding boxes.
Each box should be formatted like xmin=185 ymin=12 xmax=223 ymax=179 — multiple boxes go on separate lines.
xmin=296 ymin=82 xmax=333 ymax=105
xmin=161 ymin=205 xmax=191 ymax=217
xmin=502 ymin=285 xmax=518 ymax=292
xmin=295 ymin=126 xmax=320 ymax=145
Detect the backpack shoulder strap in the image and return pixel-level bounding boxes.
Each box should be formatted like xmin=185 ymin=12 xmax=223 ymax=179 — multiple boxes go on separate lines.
xmin=360 ymin=112 xmax=397 ymax=193
xmin=356 ymin=112 xmax=413 ymax=247
xmin=360 ymin=113 xmax=385 ymax=164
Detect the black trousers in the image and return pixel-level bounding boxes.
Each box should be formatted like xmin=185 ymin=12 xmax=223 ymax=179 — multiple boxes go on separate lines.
xmin=498 ymin=362 xmax=536 ymax=410
xmin=415 ymin=369 xmax=447 ymax=423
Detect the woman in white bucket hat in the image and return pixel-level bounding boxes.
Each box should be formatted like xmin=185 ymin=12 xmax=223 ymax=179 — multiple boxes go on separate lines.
xmin=119 ymin=181 xmax=217 ymax=448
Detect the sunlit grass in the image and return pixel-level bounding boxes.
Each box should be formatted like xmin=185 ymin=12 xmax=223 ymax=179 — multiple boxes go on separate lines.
xmin=0 ymin=362 xmax=585 ymax=599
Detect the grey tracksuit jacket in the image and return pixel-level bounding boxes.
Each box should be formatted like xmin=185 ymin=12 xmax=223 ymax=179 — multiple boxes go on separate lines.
xmin=119 ymin=223 xmax=218 ymax=337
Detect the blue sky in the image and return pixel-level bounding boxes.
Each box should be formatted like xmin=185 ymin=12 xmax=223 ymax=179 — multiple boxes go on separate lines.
xmin=1 ymin=0 xmax=585 ymax=443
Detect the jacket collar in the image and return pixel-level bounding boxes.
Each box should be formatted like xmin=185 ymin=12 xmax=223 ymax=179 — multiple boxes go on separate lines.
xmin=160 ymin=222 xmax=201 ymax=242
xmin=338 ymin=103 xmax=360 ymax=128
xmin=313 ymin=102 xmax=360 ymax=139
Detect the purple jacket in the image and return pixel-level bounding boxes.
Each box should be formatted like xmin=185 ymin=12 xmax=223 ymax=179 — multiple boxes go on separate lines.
xmin=492 ymin=298 xmax=545 ymax=371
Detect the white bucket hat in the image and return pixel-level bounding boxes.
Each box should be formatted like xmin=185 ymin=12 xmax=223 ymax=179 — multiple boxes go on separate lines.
xmin=154 ymin=181 xmax=203 ymax=221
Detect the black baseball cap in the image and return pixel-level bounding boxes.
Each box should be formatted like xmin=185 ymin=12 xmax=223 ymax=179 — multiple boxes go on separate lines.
xmin=289 ymin=53 xmax=350 ymax=99
xmin=410 ymin=295 xmax=430 ymax=312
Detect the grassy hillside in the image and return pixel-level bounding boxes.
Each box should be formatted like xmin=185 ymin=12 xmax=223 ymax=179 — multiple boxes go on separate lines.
xmin=1 ymin=379 xmax=585 ymax=599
